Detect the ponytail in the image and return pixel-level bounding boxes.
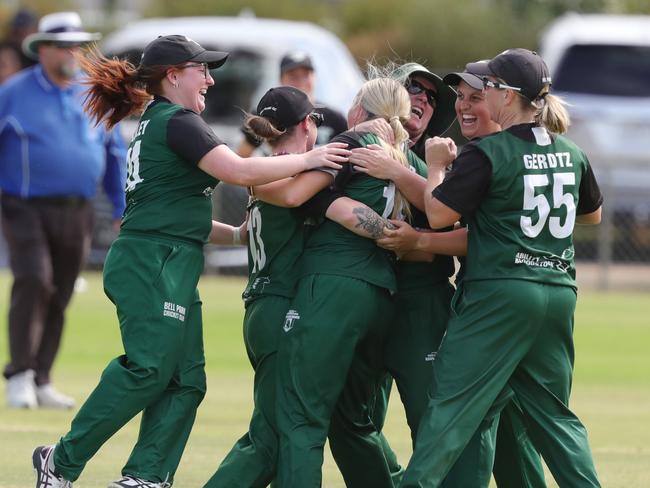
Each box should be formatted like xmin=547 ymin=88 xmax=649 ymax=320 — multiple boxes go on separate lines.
xmin=77 ymin=46 xmax=167 ymax=129
xmin=535 ymin=92 xmax=570 ymax=134
xmin=244 ymin=113 xmax=298 ymax=148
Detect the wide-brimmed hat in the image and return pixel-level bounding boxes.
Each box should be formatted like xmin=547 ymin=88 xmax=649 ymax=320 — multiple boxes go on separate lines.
xmin=22 ymin=12 xmax=101 ymax=60
xmin=140 ymin=35 xmax=229 ymax=69
xmin=390 ymin=62 xmax=457 ymax=138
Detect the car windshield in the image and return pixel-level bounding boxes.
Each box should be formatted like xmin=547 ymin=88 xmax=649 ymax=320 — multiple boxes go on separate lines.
xmin=553 ymin=44 xmax=650 ymax=97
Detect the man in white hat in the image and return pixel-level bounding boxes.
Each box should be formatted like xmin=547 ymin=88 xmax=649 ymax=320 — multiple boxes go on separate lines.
xmin=0 ymin=12 xmax=126 ymax=409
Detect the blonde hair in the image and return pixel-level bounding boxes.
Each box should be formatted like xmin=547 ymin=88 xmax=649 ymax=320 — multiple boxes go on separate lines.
xmin=534 ymin=90 xmax=570 ymax=134
xmin=352 ymin=77 xmax=412 ymax=220
xmin=516 ymin=86 xmax=571 ymax=135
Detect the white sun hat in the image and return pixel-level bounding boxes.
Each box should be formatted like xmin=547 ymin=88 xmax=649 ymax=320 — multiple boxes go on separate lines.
xmin=22 ymin=12 xmax=101 ymax=60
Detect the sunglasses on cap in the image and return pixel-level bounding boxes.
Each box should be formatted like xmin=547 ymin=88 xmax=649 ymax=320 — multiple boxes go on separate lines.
xmin=309 ymin=111 xmax=324 ymax=127
xmin=481 ymin=76 xmax=522 ymax=93
xmin=179 ymin=62 xmax=210 ymax=79
xmin=406 ymin=79 xmax=438 ymax=107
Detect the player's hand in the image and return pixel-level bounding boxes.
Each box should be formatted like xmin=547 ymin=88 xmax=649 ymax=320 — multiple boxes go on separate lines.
xmin=352 ymin=119 xmax=395 ymax=144
xmin=304 ymin=142 xmax=349 ymax=170
xmin=349 ymin=144 xmax=399 ymax=180
xmin=238 ymin=215 xmax=249 ymax=246
xmin=377 ymin=220 xmax=419 ymax=252
xmin=425 ymin=137 xmax=456 ymax=170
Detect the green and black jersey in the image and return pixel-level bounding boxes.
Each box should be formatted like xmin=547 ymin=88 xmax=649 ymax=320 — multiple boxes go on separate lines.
xmin=396 ymin=151 xmax=455 ymax=292
xmin=121 ymin=97 xmax=223 ymax=244
xmin=433 ymin=123 xmax=603 ymax=287
xmin=242 ymin=199 xmax=306 ymax=304
xmin=300 ymin=131 xmax=397 ymax=292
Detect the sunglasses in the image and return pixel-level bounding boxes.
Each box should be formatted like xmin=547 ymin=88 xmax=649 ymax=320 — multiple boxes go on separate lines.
xmin=43 ymin=41 xmax=84 ymax=49
xmin=309 ymin=111 xmax=324 ymax=127
xmin=481 ymin=76 xmax=521 ymax=93
xmin=406 ymin=79 xmax=438 ymax=107
xmin=179 ymin=62 xmax=209 ymax=79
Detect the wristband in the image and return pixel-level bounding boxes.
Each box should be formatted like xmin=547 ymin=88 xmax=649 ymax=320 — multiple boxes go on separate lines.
xmin=232 ymin=227 xmax=241 ymax=245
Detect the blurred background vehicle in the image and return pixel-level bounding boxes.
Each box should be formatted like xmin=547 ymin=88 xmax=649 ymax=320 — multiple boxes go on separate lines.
xmin=539 ymin=13 xmax=650 ymax=268
xmin=95 ymin=15 xmax=365 ymax=271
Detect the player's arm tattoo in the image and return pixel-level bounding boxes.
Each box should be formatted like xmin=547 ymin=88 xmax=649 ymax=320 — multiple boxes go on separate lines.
xmin=352 ymin=207 xmax=397 ymax=239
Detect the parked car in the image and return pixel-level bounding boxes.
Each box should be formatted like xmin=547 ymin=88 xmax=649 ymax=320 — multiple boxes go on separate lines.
xmin=96 ymin=15 xmax=365 ymax=270
xmin=540 ymin=13 xmax=650 ymax=261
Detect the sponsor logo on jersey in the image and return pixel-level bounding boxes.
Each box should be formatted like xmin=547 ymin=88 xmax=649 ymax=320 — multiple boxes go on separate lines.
xmin=425 ymin=352 xmax=437 ymax=362
xmin=283 ymin=309 xmax=300 ymax=332
xmin=514 ymin=251 xmax=570 ymax=272
xmin=163 ymin=301 xmax=186 ymax=322
xmin=203 ymin=186 xmax=214 ymax=197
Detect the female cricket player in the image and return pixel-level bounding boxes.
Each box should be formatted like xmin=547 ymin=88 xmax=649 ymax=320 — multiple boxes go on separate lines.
xmin=400 ymin=48 xmax=602 ymax=488
xmin=30 ymin=35 xmax=348 ymax=488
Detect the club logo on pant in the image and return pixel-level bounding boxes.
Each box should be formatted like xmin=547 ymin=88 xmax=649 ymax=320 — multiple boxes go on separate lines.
xmin=283 ymin=309 xmax=300 ymax=332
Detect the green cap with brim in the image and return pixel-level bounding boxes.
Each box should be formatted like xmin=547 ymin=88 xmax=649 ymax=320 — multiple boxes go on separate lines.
xmin=390 ymin=62 xmax=457 ymax=137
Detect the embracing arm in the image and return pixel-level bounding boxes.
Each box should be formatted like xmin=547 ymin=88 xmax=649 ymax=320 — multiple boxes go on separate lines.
xmin=252 ymin=171 xmax=333 ymax=208
xmin=198 ymin=143 xmax=348 ymax=187
xmin=326 ymin=197 xmax=397 ymax=240
xmin=349 ymin=144 xmax=426 ymax=211
xmin=377 ymin=221 xmax=467 ymax=257
xmin=208 ymin=219 xmax=248 ymax=246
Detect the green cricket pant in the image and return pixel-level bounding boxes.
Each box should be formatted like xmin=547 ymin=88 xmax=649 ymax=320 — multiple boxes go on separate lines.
xmin=204 ymin=295 xmax=288 ymax=488
xmin=275 ymin=274 xmax=395 ymax=488
xmin=336 ymin=281 xmax=454 ymax=487
xmin=53 ymin=233 xmax=207 ymax=483
xmin=400 ymin=279 xmax=600 ymax=488
xmin=492 ymin=400 xmax=547 ymax=488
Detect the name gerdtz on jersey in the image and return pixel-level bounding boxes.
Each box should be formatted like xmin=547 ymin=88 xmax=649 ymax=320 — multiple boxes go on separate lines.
xmin=163 ymin=301 xmax=186 ymax=322
xmin=283 ymin=309 xmax=300 ymax=332
xmin=522 ymin=152 xmax=572 ymax=170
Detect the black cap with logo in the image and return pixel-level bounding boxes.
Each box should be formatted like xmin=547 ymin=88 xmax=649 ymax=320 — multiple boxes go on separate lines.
xmin=140 ymin=34 xmax=229 ymax=69
xmin=443 ymin=61 xmax=487 ymax=91
xmin=280 ymin=51 xmax=314 ymax=76
xmin=256 ymin=86 xmax=314 ymax=130
xmin=465 ymin=48 xmax=552 ymax=101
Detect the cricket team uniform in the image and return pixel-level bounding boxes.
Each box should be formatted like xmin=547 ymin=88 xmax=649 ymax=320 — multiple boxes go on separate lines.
xmin=275 ymin=131 xmax=398 ymax=488
xmin=401 ymin=123 xmax=603 ymax=487
xmin=53 ymin=97 xmax=223 ymax=484
xmin=205 ymin=198 xmax=306 ymax=487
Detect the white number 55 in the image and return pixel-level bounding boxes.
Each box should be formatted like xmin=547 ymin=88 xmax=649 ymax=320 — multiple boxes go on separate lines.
xmin=520 ymin=172 xmax=576 ymax=239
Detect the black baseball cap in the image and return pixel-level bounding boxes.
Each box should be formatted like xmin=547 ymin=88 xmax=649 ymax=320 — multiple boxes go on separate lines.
xmin=140 ymin=34 xmax=229 ymax=69
xmin=280 ymin=51 xmax=314 ymax=75
xmin=256 ymin=86 xmax=314 ymax=130
xmin=465 ymin=48 xmax=552 ymax=101
xmin=443 ymin=61 xmax=487 ymax=90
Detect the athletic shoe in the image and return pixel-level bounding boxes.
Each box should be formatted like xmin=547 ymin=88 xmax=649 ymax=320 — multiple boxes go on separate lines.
xmin=6 ymin=369 xmax=37 ymax=409
xmin=36 ymin=384 xmax=75 ymax=409
xmin=108 ymin=476 xmax=171 ymax=488
xmin=32 ymin=445 xmax=72 ymax=488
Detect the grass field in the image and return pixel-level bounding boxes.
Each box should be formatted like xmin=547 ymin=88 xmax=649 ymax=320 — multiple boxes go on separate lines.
xmin=1 ymin=270 xmax=649 ymax=487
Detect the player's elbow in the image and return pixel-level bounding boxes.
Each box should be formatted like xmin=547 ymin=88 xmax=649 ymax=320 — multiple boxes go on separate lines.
xmin=576 ymin=206 xmax=602 ymax=225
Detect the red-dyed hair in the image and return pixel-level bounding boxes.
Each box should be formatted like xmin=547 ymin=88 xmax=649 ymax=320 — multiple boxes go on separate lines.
xmin=77 ymin=46 xmax=173 ymax=129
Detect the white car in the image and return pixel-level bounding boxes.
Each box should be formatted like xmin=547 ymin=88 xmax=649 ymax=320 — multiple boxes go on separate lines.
xmin=102 ymin=15 xmax=364 ymax=145
xmin=100 ymin=15 xmax=365 ymax=269
xmin=540 ymin=13 xmax=650 ymax=259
